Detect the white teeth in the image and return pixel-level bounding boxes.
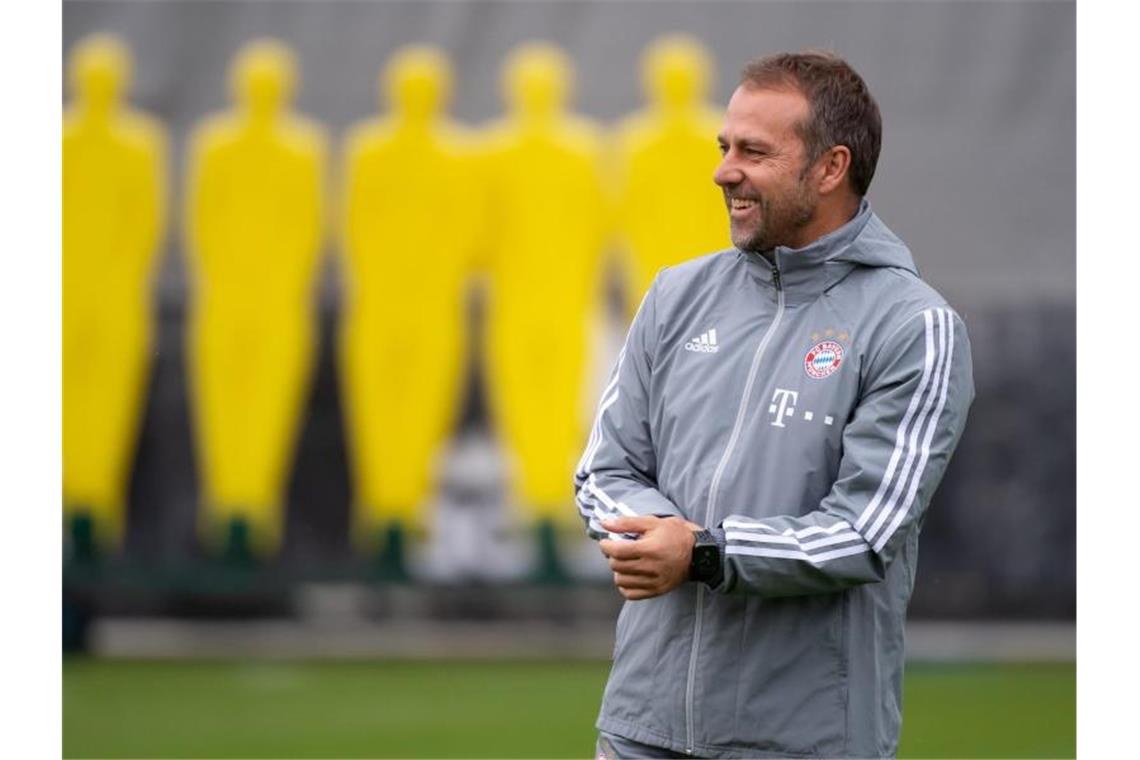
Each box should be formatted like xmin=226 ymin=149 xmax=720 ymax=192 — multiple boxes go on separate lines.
xmin=731 ymin=198 xmax=756 ymax=209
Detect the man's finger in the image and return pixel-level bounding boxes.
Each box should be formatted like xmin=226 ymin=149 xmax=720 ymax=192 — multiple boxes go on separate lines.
xmin=608 ymin=558 xmax=656 ymax=576
xmin=618 ymin=586 xmax=661 ymax=601
xmin=599 ymin=539 xmax=641 ymax=560
xmin=601 ymin=515 xmax=661 ymax=534
xmin=613 ymin=572 xmax=656 ymax=590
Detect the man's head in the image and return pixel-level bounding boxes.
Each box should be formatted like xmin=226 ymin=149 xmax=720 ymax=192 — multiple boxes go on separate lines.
xmin=714 ymin=51 xmax=881 ymax=252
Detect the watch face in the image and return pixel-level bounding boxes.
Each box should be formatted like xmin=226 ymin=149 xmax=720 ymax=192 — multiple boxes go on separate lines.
xmin=691 ymin=530 xmax=720 ymax=583
xmin=692 ymin=544 xmax=719 ymax=580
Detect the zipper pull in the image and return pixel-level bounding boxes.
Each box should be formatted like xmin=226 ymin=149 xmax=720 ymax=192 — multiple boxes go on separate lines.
xmin=772 ymin=264 xmax=782 ymax=291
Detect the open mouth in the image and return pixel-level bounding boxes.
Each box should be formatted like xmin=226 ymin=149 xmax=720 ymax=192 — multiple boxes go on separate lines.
xmin=729 ymin=196 xmax=758 ymax=217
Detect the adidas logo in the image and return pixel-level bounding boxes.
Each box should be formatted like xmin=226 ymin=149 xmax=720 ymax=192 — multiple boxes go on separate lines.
xmin=685 ymin=328 xmax=719 ymax=353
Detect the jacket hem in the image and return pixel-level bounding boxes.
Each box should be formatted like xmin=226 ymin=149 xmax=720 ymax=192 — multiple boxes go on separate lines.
xmin=596 ymin=715 xmax=828 ymax=759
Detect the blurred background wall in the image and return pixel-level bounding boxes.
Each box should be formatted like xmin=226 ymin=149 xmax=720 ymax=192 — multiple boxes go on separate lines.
xmin=62 ymin=0 xmax=1075 ymax=627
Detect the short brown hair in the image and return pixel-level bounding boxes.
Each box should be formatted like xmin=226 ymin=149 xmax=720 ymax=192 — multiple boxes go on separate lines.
xmin=740 ymin=51 xmax=882 ymax=196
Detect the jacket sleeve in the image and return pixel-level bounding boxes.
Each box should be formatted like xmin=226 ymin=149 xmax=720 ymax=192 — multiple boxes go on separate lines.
xmin=716 ymin=306 xmax=974 ymax=597
xmin=574 ymin=274 xmax=684 ymax=541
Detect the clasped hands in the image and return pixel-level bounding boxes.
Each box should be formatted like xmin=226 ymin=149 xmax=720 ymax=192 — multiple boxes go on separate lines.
xmin=599 ymin=515 xmax=703 ymax=600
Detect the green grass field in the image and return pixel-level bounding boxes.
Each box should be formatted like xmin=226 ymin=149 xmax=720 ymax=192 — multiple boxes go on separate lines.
xmin=63 ymin=659 xmax=1074 ymax=758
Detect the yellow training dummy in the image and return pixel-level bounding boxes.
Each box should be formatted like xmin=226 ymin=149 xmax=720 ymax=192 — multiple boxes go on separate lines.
xmin=184 ymin=40 xmax=326 ymax=560
xmin=63 ymin=35 xmax=167 ymax=556
xmin=339 ymin=46 xmax=481 ymax=575
xmin=481 ymin=43 xmax=608 ymax=576
xmin=614 ymin=35 xmax=727 ymax=311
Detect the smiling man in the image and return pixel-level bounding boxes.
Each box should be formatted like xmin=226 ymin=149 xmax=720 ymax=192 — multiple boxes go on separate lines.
xmin=575 ymin=52 xmax=975 ymax=759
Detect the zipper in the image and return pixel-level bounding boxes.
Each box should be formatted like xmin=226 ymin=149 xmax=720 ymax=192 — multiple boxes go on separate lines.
xmin=705 ymin=261 xmax=785 ymax=522
xmin=683 ymin=257 xmax=785 ymax=755
xmin=684 ymin=584 xmax=704 ymax=755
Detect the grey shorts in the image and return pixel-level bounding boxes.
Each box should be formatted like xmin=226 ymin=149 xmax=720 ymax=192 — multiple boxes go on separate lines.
xmin=595 ymin=731 xmax=691 ymax=759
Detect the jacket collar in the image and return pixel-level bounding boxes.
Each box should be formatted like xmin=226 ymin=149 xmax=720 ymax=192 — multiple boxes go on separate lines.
xmin=736 ymin=199 xmax=917 ymax=306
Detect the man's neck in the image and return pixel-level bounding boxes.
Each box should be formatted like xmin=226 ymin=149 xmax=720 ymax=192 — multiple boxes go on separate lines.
xmin=789 ymin=195 xmax=862 ymax=250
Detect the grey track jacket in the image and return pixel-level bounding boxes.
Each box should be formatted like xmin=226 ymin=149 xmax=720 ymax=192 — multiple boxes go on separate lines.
xmin=574 ymin=201 xmax=974 ymax=759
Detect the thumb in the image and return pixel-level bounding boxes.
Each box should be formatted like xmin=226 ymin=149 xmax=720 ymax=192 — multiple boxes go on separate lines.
xmin=600 ymin=515 xmax=661 ymax=534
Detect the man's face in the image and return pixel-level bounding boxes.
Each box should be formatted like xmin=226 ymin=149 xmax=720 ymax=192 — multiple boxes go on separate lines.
xmin=714 ymin=84 xmax=819 ymax=252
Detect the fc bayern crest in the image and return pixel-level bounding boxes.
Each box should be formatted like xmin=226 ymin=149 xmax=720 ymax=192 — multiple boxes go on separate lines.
xmin=804 ymin=340 xmax=845 ymax=379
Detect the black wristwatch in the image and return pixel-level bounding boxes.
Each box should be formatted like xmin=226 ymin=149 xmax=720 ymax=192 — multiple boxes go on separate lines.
xmin=689 ymin=529 xmax=723 ymax=586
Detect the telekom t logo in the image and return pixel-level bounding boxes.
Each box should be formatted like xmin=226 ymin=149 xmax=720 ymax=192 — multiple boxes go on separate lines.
xmin=767 ymin=387 xmax=836 ymax=428
xmin=769 ymin=388 xmax=798 ymax=427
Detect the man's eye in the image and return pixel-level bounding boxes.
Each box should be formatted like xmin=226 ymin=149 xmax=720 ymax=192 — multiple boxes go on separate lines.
xmin=717 ymin=144 xmax=728 ymax=156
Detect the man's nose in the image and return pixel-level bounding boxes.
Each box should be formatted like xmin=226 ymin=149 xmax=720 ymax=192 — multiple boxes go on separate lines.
xmin=713 ymin=156 xmax=742 ymax=188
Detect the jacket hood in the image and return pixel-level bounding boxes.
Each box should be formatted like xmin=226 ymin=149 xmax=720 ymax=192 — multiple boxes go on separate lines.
xmin=827 ymin=199 xmax=919 ymax=274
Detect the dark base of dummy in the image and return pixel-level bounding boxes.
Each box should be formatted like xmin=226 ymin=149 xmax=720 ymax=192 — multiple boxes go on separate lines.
xmin=530 ymin=518 xmax=570 ymax=585
xmin=373 ymin=520 xmax=411 ymax=582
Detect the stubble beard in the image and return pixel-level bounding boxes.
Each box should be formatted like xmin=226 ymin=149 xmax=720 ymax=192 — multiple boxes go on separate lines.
xmin=730 ymin=179 xmax=817 ymax=254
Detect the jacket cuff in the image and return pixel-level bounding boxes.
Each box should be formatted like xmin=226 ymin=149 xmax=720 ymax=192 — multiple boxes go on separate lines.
xmin=703 ymin=527 xmax=728 ymax=590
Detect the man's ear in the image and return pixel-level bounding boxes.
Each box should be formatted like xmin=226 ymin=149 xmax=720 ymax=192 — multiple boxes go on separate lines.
xmin=816 ymin=145 xmax=852 ymax=195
